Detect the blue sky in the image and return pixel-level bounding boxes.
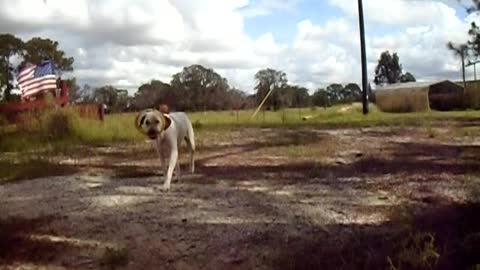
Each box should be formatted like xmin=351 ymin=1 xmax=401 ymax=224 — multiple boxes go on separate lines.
xmin=243 ymin=0 xmax=342 ymax=43
xmin=243 ymin=0 xmax=470 ymax=43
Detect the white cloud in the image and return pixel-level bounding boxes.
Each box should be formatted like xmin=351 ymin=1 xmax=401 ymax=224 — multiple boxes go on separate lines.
xmin=239 ymin=0 xmax=300 ymax=17
xmin=0 ymin=0 xmax=478 ymax=95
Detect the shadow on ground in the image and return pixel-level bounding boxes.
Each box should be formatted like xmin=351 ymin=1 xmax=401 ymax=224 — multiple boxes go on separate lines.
xmin=1 ymin=128 xmax=480 ymax=269
xmin=2 ymin=202 xmax=480 ymax=270
xmin=0 ymin=215 xmax=70 ymax=264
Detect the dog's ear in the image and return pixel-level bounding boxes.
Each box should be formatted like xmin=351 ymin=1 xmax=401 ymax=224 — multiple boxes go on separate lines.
xmin=134 ymin=111 xmax=147 ymax=134
xmin=163 ymin=114 xmax=172 ymax=130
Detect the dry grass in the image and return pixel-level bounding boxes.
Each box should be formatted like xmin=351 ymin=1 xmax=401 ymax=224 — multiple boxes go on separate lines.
xmin=375 ymin=87 xmax=430 ymax=113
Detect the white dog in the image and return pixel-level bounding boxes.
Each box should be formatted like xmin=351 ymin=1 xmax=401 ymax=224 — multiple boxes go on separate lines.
xmin=135 ymin=108 xmax=195 ymax=191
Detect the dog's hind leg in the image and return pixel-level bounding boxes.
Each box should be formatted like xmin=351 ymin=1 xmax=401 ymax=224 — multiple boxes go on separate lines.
xmin=185 ymin=137 xmax=195 ymax=174
xmin=185 ymin=125 xmax=195 ymax=174
xmin=174 ymin=157 xmax=181 ymax=181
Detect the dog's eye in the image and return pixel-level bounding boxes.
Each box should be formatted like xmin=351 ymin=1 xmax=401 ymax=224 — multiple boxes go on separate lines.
xmin=146 ymin=120 xmax=150 ymax=125
xmin=154 ymin=119 xmax=160 ymax=124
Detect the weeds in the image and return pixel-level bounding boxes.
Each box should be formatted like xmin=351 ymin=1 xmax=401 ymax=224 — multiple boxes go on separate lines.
xmin=387 ymin=207 xmax=440 ymax=270
xmin=423 ymin=121 xmax=437 ymax=138
xmin=41 ymin=108 xmax=78 ymax=140
xmin=387 ymin=232 xmax=440 ymax=270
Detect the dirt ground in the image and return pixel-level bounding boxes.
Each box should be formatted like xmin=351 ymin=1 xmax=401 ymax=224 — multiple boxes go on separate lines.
xmin=1 ymin=123 xmax=480 ymax=270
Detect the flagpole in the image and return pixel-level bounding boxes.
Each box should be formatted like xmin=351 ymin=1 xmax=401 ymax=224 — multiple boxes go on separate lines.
xmin=5 ymin=56 xmax=11 ymax=101
xmin=250 ymin=86 xmax=275 ymax=120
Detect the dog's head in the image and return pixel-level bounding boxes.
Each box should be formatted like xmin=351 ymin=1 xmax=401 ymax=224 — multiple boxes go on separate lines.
xmin=135 ymin=109 xmax=171 ymax=140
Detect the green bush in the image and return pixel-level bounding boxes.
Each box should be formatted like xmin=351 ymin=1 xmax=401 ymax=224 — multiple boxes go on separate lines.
xmin=40 ymin=108 xmax=79 ymax=140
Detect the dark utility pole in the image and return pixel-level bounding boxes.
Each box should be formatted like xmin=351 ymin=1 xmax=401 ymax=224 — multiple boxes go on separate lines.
xmin=358 ymin=0 xmax=368 ymax=114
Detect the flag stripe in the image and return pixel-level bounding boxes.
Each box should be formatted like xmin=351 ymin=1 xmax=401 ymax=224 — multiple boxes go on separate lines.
xmin=17 ymin=68 xmax=35 ymax=84
xmin=22 ymin=79 xmax=57 ymax=95
xmin=20 ymin=75 xmax=57 ymax=92
xmin=23 ymin=83 xmax=57 ymax=97
xmin=17 ymin=61 xmax=58 ymax=99
xmin=18 ymin=66 xmax=35 ymax=77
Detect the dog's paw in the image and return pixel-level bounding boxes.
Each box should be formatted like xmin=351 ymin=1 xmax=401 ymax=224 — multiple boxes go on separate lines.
xmin=161 ymin=183 xmax=171 ymax=192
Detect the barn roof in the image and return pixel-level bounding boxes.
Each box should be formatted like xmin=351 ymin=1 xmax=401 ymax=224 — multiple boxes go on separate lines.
xmin=375 ymin=80 xmax=457 ymax=91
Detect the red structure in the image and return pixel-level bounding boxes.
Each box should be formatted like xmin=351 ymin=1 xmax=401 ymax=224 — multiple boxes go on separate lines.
xmin=0 ymin=80 xmax=102 ymax=123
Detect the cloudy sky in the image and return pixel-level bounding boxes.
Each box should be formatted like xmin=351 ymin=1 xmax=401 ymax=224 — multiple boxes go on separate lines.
xmin=1 ymin=0 xmax=479 ymax=94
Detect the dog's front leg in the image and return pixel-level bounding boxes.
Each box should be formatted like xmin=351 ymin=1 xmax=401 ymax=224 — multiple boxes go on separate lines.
xmin=160 ymin=150 xmax=167 ymax=177
xmin=154 ymin=139 xmax=166 ymax=176
xmin=163 ymin=146 xmax=178 ymax=191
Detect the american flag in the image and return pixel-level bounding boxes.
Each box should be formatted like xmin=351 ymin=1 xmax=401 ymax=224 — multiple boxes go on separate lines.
xmin=17 ymin=60 xmax=58 ymax=100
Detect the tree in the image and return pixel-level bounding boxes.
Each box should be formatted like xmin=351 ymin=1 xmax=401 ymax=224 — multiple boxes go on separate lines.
xmin=77 ymin=84 xmax=94 ymax=103
xmin=326 ymin=83 xmax=344 ymax=105
xmin=23 ymin=37 xmax=74 ymax=74
xmin=400 ymin=72 xmax=416 ymax=83
xmin=373 ymin=51 xmax=403 ymax=85
xmin=467 ymin=22 xmax=480 ymax=57
xmin=171 ymin=64 xmax=230 ymax=111
xmin=287 ymin=85 xmax=310 ymax=107
xmin=64 ymin=78 xmax=81 ymax=103
xmin=463 ymin=0 xmax=480 ymax=13
xmin=374 ymin=51 xmax=417 ymax=86
xmin=449 ymin=1 xmax=480 ymax=87
xmin=343 ymin=83 xmax=362 ymax=103
xmin=92 ymin=86 xmax=130 ymax=113
xmin=132 ymin=80 xmax=173 ymax=110
xmin=447 ymin=42 xmax=468 ymax=89
xmin=0 ymin=34 xmax=24 ymax=101
xmin=254 ymin=68 xmax=288 ymax=110
xmin=312 ymin=88 xmax=329 ymax=107
xmin=226 ymin=88 xmax=250 ymax=110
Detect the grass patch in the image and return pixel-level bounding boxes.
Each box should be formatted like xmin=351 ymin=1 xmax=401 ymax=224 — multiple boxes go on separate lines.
xmin=458 ymin=127 xmax=480 ymax=139
xmin=0 ymin=158 xmax=78 ymax=183
xmin=0 ymin=109 xmax=143 ymax=152
xmin=1 ymin=103 xmax=480 ymax=153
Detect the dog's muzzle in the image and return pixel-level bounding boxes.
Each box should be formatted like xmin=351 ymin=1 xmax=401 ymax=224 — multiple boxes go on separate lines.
xmin=147 ymin=130 xmax=157 ymax=139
